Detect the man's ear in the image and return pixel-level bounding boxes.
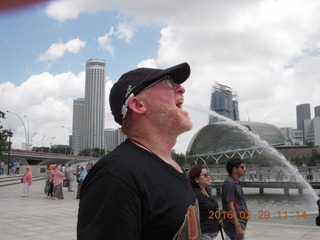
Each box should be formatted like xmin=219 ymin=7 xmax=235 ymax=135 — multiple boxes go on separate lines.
xmin=127 ymin=97 xmax=147 ymax=115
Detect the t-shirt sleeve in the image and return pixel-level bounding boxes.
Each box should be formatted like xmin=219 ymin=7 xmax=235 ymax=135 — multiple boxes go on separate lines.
xmin=77 ymin=172 xmax=142 ymax=240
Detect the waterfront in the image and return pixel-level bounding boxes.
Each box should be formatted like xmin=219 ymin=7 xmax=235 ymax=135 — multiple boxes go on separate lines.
xmin=206 ymin=165 xmax=320 ymax=229
xmin=212 ymin=186 xmax=320 ymax=227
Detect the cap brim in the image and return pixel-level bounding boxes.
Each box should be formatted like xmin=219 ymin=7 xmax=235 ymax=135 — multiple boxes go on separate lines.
xmin=143 ymin=62 xmax=190 ymax=85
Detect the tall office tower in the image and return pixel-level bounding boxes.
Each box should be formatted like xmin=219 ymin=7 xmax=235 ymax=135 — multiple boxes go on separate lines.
xmin=72 ymin=98 xmax=85 ymax=154
xmin=84 ymin=59 xmax=106 ymax=149
xmin=296 ymin=103 xmax=311 ymax=142
xmin=209 ymin=82 xmax=239 ymax=123
xmin=305 ymin=117 xmax=320 ymax=146
xmin=315 ymin=105 xmax=320 ymax=117
xmin=104 ymin=128 xmax=127 ymax=153
xmin=296 ymin=104 xmax=311 ymax=131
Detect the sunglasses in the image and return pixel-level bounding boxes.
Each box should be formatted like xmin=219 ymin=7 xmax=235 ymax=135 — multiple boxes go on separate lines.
xmin=238 ymin=166 xmax=245 ymax=169
xmin=121 ymin=76 xmax=175 ymax=119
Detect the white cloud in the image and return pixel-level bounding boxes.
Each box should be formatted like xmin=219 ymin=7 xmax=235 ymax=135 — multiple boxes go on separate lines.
xmin=97 ymin=23 xmax=134 ymax=55
xmin=38 ymin=38 xmax=86 ymax=62
xmin=8 ymin=0 xmax=320 ymax=154
xmin=115 ymin=22 xmax=134 ymax=43
xmin=1 ymin=72 xmax=85 ymax=149
xmin=97 ymin=27 xmax=115 ymax=55
xmin=137 ymin=59 xmax=157 ymax=68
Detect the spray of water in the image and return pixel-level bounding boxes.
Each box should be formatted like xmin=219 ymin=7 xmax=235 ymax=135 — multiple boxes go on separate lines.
xmin=185 ymin=105 xmax=319 ymax=202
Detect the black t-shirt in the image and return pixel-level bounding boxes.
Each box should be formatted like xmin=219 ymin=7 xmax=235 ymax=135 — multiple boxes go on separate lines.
xmin=77 ymin=139 xmax=200 ymax=240
xmin=193 ymin=188 xmax=220 ymax=234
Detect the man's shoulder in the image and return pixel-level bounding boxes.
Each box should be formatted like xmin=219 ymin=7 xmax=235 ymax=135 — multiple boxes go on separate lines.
xmin=222 ymin=175 xmax=234 ymax=184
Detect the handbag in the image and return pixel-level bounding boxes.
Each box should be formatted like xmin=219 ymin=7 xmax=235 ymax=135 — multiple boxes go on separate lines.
xmin=63 ymin=179 xmax=68 ymax=187
xmin=21 ymin=177 xmax=24 ymax=183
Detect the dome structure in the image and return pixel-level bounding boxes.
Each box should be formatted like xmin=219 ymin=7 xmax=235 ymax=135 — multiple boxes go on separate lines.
xmin=187 ymin=121 xmax=287 ymax=158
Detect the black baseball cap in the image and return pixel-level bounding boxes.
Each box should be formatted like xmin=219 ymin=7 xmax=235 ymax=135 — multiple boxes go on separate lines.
xmin=109 ymin=62 xmax=191 ymax=125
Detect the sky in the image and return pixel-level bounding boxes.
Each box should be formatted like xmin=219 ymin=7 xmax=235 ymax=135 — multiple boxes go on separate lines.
xmin=1 ymin=0 xmax=320 ymax=154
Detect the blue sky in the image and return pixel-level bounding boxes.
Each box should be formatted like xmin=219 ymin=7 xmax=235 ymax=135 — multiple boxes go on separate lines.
xmin=2 ymin=0 xmax=320 ymax=153
xmin=0 ymin=6 xmax=160 ymax=84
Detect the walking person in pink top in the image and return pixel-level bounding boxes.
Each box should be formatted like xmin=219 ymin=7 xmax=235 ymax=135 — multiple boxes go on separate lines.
xmin=52 ymin=165 xmax=65 ymax=200
xmin=22 ymin=166 xmax=33 ymax=197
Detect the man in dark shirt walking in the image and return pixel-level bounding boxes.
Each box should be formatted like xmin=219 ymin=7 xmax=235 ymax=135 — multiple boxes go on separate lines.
xmin=222 ymin=157 xmax=248 ymax=240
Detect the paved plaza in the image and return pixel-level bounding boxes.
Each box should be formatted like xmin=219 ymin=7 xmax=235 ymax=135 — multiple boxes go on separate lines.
xmin=0 ymin=178 xmax=319 ymax=240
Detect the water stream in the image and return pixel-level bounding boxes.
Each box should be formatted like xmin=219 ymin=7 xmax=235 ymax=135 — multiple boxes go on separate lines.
xmin=186 ymin=105 xmax=319 ymax=203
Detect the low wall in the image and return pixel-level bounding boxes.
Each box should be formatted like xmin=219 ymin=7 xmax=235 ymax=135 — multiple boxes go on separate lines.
xmin=2 ymin=165 xmax=48 ymax=178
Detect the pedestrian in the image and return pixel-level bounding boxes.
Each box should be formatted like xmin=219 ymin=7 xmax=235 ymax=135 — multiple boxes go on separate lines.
xmin=248 ymin=169 xmax=253 ymax=181
xmin=77 ymin=62 xmax=200 ymax=239
xmin=0 ymin=160 xmax=4 ymax=174
xmin=258 ymin=169 xmax=263 ymax=182
xmin=15 ymin=160 xmax=21 ymax=175
xmin=86 ymin=160 xmax=93 ymax=173
xmin=52 ymin=165 xmax=65 ymax=200
xmin=267 ymin=169 xmax=271 ymax=182
xmin=189 ymin=165 xmax=221 ymax=240
xmin=76 ymin=166 xmax=87 ymax=200
xmin=222 ymin=158 xmax=248 ymax=240
xmin=9 ymin=159 xmax=15 ymax=175
xmin=22 ymin=166 xmax=33 ymax=197
xmin=46 ymin=164 xmax=55 ymax=199
xmin=64 ymin=163 xmax=76 ymax=192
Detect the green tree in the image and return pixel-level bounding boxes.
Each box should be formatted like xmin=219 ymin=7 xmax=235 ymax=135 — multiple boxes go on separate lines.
xmin=0 ymin=111 xmax=11 ymax=156
xmin=79 ymin=148 xmax=105 ymax=158
xmin=306 ymin=141 xmax=315 ymax=147
xmin=171 ymin=150 xmax=187 ymax=166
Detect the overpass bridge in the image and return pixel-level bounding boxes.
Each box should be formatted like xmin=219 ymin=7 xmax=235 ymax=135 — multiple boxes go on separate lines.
xmin=1 ymin=149 xmax=99 ymax=177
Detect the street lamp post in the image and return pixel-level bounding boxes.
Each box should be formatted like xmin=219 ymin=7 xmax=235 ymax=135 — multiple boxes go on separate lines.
xmin=62 ymin=126 xmax=78 ymax=155
xmin=24 ymin=115 xmax=30 ymax=150
xmin=40 ymin=136 xmax=55 ymax=153
xmin=49 ymin=137 xmax=56 ymax=153
xmin=6 ymin=111 xmax=28 ymax=150
xmin=30 ymin=132 xmax=37 ymax=150
xmin=41 ymin=135 xmax=46 ymax=152
xmin=7 ymin=130 xmax=13 ymax=175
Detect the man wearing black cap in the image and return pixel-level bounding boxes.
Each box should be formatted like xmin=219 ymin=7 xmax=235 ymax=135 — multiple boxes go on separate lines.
xmin=77 ymin=62 xmax=200 ymax=240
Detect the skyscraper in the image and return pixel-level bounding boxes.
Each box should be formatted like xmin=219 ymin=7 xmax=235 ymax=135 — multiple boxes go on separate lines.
xmin=209 ymin=82 xmax=239 ymax=123
xmin=315 ymin=105 xmax=320 ymax=117
xmin=305 ymin=117 xmax=320 ymax=146
xmin=72 ymin=98 xmax=85 ymax=154
xmin=296 ymin=104 xmax=311 ymax=131
xmin=84 ymin=59 xmax=106 ymax=150
xmin=104 ymin=128 xmax=127 ymax=153
xmin=296 ymin=103 xmax=311 ymax=142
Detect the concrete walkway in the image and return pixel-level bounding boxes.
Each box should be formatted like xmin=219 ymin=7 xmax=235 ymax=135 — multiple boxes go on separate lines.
xmin=0 ymin=179 xmax=319 ymax=240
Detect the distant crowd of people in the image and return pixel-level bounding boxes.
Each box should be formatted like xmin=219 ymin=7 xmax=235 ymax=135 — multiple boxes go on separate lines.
xmin=0 ymin=159 xmax=21 ymax=175
xmin=43 ymin=161 xmax=93 ymax=200
xmin=245 ymin=168 xmax=320 ymax=182
xmin=18 ymin=160 xmax=94 ymax=200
